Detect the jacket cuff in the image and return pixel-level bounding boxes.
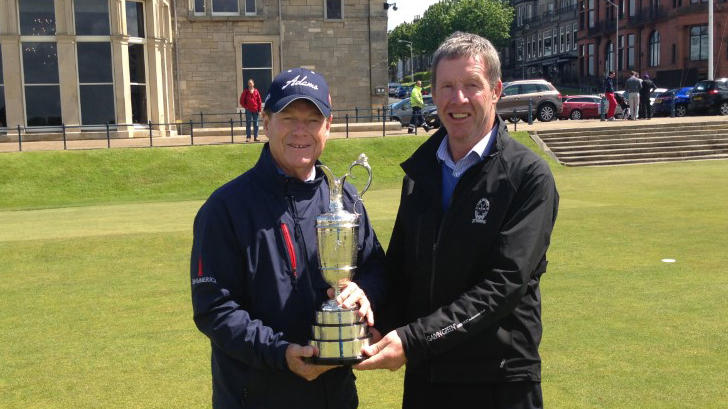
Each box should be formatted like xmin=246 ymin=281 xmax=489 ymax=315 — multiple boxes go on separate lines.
xmin=273 ymin=341 xmax=292 ymax=373
xmin=396 ymin=324 xmax=428 ymax=368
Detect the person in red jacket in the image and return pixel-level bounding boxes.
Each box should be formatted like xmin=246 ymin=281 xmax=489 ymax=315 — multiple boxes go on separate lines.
xmin=240 ymin=78 xmax=263 ymax=141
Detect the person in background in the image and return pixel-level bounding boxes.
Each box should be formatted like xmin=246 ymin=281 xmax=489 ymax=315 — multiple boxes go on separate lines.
xmin=625 ymin=71 xmax=643 ymax=120
xmin=639 ymin=73 xmax=657 ymax=120
xmin=240 ymin=78 xmax=263 ymax=142
xmin=408 ymin=80 xmax=431 ymax=133
xmin=604 ymin=71 xmax=617 ymax=121
xmin=357 ymin=32 xmax=559 ymax=409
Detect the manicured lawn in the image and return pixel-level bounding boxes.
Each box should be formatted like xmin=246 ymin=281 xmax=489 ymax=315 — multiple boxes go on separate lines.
xmin=1 ymin=135 xmax=726 ymax=408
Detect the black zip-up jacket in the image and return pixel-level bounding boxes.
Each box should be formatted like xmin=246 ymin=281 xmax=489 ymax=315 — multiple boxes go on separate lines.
xmin=190 ymin=145 xmax=386 ymax=408
xmin=382 ymin=118 xmax=559 ymax=383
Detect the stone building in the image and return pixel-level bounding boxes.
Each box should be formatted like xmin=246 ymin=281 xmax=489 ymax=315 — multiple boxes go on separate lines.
xmin=0 ymin=0 xmax=175 ymax=132
xmin=0 ymin=0 xmax=388 ymax=132
xmin=578 ymin=0 xmax=728 ymax=89
xmin=173 ymin=0 xmax=388 ymax=121
xmin=503 ymin=0 xmax=580 ymax=83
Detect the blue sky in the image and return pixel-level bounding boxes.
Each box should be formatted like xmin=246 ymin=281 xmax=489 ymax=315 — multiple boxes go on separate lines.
xmin=386 ymin=0 xmax=441 ymax=31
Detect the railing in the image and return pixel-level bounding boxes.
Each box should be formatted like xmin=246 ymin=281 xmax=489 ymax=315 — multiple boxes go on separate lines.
xmin=0 ymin=105 xmax=411 ymax=153
xmin=191 ymin=106 xmax=394 ymax=127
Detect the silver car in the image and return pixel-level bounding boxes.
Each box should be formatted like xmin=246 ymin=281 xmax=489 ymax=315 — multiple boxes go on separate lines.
xmin=388 ymin=95 xmax=435 ymax=126
xmin=497 ymin=79 xmax=563 ymax=122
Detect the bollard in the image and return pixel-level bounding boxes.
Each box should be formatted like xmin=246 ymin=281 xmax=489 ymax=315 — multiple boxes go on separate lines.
xmin=239 ymin=110 xmax=244 ymax=127
xmin=512 ymin=110 xmax=518 ymax=132
xmin=199 ymin=112 xmax=204 ymax=128
xmin=345 ymin=114 xmax=350 ymax=138
xmin=148 ymin=121 xmax=153 ymax=147
xmin=230 ymin=118 xmax=234 ymax=143
xmin=382 ymin=107 xmax=386 ymax=137
xmin=376 ymin=107 xmax=381 ymax=122
xmin=106 ymin=122 xmax=111 ymax=148
xmin=670 ymin=99 xmax=676 ymax=117
xmin=528 ymin=99 xmax=533 ymax=125
xmin=17 ymin=125 xmax=22 ymax=152
xmin=62 ymin=123 xmax=67 ymax=150
xmin=355 ymin=107 xmax=359 ymax=123
xmin=190 ymin=120 xmax=195 ymax=145
xmin=600 ymin=97 xmax=606 ymax=121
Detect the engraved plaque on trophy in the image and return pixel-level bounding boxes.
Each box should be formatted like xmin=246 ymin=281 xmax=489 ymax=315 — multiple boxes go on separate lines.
xmin=309 ymin=153 xmax=373 ymax=365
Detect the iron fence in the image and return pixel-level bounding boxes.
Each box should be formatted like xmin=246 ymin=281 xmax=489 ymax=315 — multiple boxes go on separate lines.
xmin=0 ymin=106 xmax=420 ymax=153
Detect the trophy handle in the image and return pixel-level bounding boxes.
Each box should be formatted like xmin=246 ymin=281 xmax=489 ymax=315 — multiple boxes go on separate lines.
xmin=347 ymin=153 xmax=372 ymax=198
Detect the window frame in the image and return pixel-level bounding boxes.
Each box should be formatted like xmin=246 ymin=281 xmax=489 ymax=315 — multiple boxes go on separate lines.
xmin=245 ymin=0 xmax=256 ymax=16
xmin=192 ymin=0 xmax=205 ymax=15
xmin=649 ymin=30 xmax=661 ymax=67
xmin=211 ymin=0 xmax=240 ymax=16
xmin=126 ymin=0 xmax=149 ymax=125
xmin=324 ymin=0 xmax=343 ymax=20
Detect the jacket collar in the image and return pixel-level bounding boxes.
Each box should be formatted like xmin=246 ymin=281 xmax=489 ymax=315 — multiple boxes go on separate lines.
xmin=401 ymin=116 xmax=508 ymax=197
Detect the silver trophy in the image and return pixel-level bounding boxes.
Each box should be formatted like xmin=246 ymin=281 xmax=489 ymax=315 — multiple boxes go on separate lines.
xmin=309 ymin=153 xmax=373 ymax=365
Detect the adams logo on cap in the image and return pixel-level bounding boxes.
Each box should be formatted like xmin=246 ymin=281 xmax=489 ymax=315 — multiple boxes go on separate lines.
xmin=282 ymin=75 xmax=319 ymax=91
xmin=265 ymin=68 xmax=331 ymax=117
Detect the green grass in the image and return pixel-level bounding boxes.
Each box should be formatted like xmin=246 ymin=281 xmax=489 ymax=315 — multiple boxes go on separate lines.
xmin=2 ymin=135 xmax=727 ymax=408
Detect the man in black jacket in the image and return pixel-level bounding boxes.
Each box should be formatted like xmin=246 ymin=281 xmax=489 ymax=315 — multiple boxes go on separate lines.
xmin=191 ymin=68 xmax=386 ymax=409
xmin=356 ymin=32 xmax=559 ymax=409
xmin=639 ymin=73 xmax=657 ymax=119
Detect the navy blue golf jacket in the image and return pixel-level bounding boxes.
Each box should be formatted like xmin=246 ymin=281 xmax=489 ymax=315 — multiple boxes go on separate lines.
xmin=190 ymin=145 xmax=386 ymax=409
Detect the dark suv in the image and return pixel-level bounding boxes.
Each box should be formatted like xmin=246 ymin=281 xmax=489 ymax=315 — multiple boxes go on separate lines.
xmin=688 ymin=78 xmax=728 ymax=115
xmin=497 ymin=79 xmax=563 ymax=122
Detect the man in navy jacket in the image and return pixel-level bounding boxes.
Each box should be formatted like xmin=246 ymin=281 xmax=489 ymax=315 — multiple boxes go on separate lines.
xmin=190 ymin=68 xmax=386 ymax=409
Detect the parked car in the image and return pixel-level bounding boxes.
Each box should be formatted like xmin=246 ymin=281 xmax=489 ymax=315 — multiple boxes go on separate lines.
xmin=388 ymin=82 xmax=401 ymax=97
xmin=652 ymin=87 xmax=694 ymax=117
xmin=423 ymin=106 xmax=440 ymax=129
xmin=396 ymin=85 xmax=412 ymax=98
xmin=650 ymin=87 xmax=668 ymax=105
xmin=559 ymin=95 xmax=625 ymax=120
xmin=497 ymin=79 xmax=563 ymax=122
xmin=689 ymin=78 xmax=728 ymax=115
xmin=388 ymin=95 xmax=435 ymax=126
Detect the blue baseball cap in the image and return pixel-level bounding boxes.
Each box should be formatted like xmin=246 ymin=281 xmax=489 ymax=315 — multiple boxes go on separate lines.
xmin=264 ymin=68 xmax=331 ymax=117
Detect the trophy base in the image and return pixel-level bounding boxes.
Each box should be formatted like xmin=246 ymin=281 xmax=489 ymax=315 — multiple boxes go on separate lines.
xmin=304 ymin=355 xmax=366 ymax=366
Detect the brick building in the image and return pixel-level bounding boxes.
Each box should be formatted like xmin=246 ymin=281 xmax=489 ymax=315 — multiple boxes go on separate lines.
xmin=0 ymin=0 xmax=388 ymax=132
xmin=578 ymin=0 xmax=728 ymax=89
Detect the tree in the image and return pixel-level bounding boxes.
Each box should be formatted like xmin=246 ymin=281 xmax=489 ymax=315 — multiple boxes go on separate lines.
xmin=412 ymin=0 xmax=455 ymax=55
xmin=388 ymin=0 xmax=514 ymax=57
xmin=387 ymin=22 xmax=415 ymax=68
xmin=450 ymin=0 xmax=514 ymax=49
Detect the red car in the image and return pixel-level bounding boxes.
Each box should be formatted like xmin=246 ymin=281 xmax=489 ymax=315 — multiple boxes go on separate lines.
xmin=559 ymin=95 xmax=604 ymax=120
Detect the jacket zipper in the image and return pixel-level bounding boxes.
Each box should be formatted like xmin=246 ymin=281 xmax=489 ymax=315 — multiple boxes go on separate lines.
xmin=280 ymin=222 xmax=297 ymax=278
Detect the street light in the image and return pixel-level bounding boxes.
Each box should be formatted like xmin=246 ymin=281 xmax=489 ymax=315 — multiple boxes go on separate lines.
xmin=398 ymin=39 xmax=414 ymax=82
xmin=605 ymin=0 xmax=619 ymax=90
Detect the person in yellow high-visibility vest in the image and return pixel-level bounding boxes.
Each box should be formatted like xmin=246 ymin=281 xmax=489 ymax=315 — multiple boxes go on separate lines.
xmin=408 ymin=80 xmax=431 ymax=133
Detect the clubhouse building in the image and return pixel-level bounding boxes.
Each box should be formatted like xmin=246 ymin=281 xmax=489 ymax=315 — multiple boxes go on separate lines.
xmin=0 ymin=0 xmax=388 ymax=134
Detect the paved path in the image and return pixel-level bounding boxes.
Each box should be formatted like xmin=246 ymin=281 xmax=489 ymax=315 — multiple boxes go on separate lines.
xmin=3 ymin=114 xmax=727 ymax=153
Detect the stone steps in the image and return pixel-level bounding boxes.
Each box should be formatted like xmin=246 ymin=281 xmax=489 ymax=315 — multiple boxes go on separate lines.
xmin=531 ymin=120 xmax=728 ymax=166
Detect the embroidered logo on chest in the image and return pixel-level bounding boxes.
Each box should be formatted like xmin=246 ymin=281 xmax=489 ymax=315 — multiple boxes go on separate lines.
xmin=472 ymin=198 xmax=490 ymax=225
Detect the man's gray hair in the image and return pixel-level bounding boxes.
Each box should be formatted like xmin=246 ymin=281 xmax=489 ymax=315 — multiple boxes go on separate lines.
xmin=431 ymin=32 xmax=501 ymax=90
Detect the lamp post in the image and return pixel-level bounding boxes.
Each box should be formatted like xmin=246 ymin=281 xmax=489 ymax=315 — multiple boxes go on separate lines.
xmin=398 ymin=39 xmax=414 ymax=82
xmin=605 ymin=0 xmax=619 ymax=90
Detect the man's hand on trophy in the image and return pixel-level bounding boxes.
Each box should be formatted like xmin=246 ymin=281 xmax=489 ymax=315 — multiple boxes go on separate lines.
xmin=326 ymin=282 xmax=374 ymax=326
xmin=353 ymin=330 xmax=407 ymax=371
xmin=285 ymin=344 xmax=338 ymax=381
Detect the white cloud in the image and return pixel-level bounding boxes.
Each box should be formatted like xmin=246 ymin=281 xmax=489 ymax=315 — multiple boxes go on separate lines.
xmin=386 ymin=0 xmax=442 ymax=31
